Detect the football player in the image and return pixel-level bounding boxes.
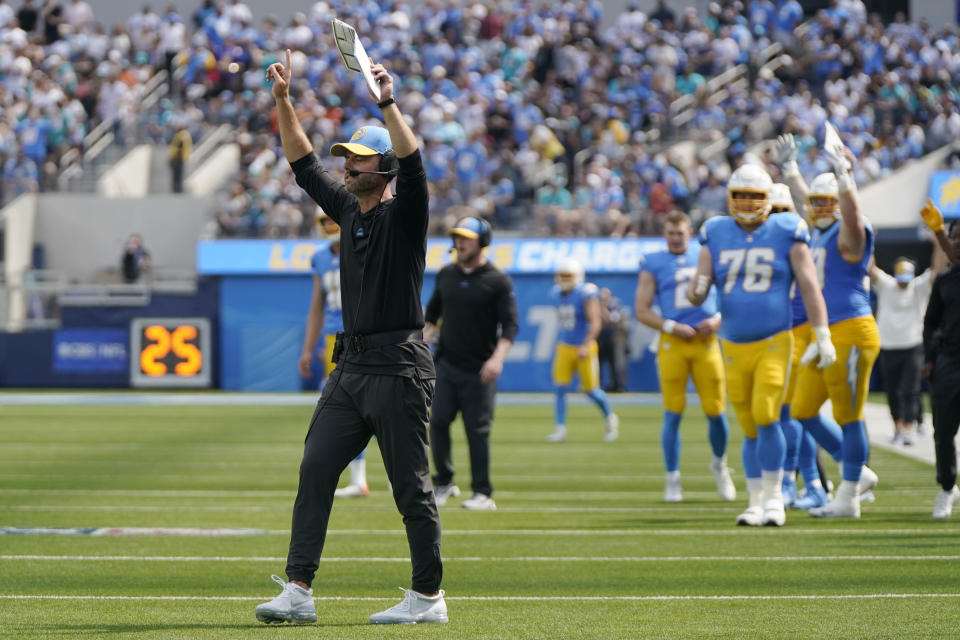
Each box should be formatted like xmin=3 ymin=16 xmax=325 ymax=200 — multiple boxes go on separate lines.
xmin=688 ymin=164 xmax=835 ymax=527
xmin=635 ymin=210 xmax=735 ymax=503
xmin=547 ymin=257 xmax=619 ymax=443
xmin=298 ymin=210 xmax=368 ymax=498
xmin=779 ymin=134 xmax=880 ymax=518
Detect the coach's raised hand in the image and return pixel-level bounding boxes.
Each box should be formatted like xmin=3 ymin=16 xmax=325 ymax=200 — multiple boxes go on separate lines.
xmin=266 ymin=49 xmax=293 ymax=102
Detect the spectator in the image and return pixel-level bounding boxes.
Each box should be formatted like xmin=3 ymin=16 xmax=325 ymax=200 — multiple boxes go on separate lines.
xmin=597 ymin=287 xmax=628 ymax=392
xmin=168 ymin=126 xmax=191 ymax=193
xmin=121 ymin=233 xmax=151 ymax=283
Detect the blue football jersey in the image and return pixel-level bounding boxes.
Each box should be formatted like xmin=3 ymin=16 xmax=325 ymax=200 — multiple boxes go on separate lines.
xmin=310 ymin=244 xmax=343 ymax=336
xmin=700 ymin=213 xmax=810 ymax=343
xmin=639 ymin=243 xmax=717 ymax=326
xmin=551 ymin=282 xmax=599 ymax=345
xmin=811 ymin=219 xmax=874 ymax=323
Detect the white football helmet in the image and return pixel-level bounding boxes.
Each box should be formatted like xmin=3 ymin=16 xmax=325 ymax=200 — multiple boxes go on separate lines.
xmin=769 ymin=183 xmax=794 ymax=214
xmin=806 ymin=172 xmax=839 ymax=230
xmin=726 ymin=164 xmax=773 ymax=225
xmin=555 ymin=257 xmax=585 ymax=293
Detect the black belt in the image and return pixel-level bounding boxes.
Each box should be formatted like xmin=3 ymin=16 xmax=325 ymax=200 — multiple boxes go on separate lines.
xmin=339 ymin=329 xmax=422 ymax=354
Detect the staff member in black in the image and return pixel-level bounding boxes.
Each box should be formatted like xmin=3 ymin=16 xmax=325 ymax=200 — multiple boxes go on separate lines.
xmin=424 ymin=217 xmax=518 ymax=511
xmin=923 ymin=217 xmax=960 ymax=520
xmin=255 ymin=50 xmax=447 ymax=625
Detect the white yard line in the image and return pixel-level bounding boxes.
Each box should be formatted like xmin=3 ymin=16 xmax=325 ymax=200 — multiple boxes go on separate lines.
xmin=1 ymin=554 xmax=958 ymax=563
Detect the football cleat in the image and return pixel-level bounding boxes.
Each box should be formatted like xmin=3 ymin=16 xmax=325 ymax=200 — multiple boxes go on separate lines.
xmin=664 ymin=472 xmax=683 ymax=503
xmin=710 ymin=459 xmax=736 ymax=501
xmin=762 ymin=499 xmax=786 ymax=527
xmin=546 ymin=427 xmax=568 ymax=443
xmin=859 ymin=466 xmax=879 ymax=494
xmin=810 ymin=481 xmax=860 ymax=518
xmin=933 ymin=486 xmax=960 ymax=520
xmin=334 ymin=484 xmax=369 ymax=498
xmin=604 ymin=413 xmax=619 ymax=442
xmin=793 ymin=486 xmax=828 ymax=510
xmin=369 ymin=588 xmax=448 ymax=624
xmin=255 ymin=575 xmax=317 ymax=625
xmin=736 ymin=506 xmax=763 ymax=526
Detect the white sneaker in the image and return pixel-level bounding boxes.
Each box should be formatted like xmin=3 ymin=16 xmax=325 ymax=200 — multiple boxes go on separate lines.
xmin=810 ymin=481 xmax=860 ymax=518
xmin=604 ymin=413 xmax=619 ymax=442
xmin=433 ymin=484 xmax=460 ymax=507
xmin=369 ymin=588 xmax=448 ymax=624
xmin=710 ymin=459 xmax=737 ymax=501
xmin=859 ymin=466 xmax=879 ymax=494
xmin=334 ymin=484 xmax=369 ymax=498
xmin=546 ymin=427 xmax=567 ymax=443
xmin=664 ymin=472 xmax=683 ymax=503
xmin=462 ymin=493 xmax=496 ymax=511
xmin=933 ymin=486 xmax=960 ymax=520
xmin=736 ymin=505 xmax=763 ymax=526
xmin=255 ymin=575 xmax=317 ymax=624
xmin=761 ymin=499 xmax=786 ymax=527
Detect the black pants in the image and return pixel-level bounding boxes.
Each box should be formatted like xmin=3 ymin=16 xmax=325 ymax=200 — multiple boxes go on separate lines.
xmin=285 ymin=368 xmax=442 ymax=593
xmin=880 ymin=346 xmax=924 ymax=423
xmin=430 ymin=358 xmax=496 ymax=497
xmin=932 ymin=356 xmax=960 ymax=492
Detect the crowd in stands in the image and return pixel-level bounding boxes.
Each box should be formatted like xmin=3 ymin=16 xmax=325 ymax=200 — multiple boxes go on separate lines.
xmin=2 ymin=1 xmax=959 ymax=238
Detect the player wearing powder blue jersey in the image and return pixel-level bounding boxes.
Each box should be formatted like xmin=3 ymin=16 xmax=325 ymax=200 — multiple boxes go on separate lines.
xmin=689 ymin=164 xmax=834 ymax=527
xmin=779 ymin=133 xmax=881 ymax=519
xmin=546 ymin=257 xmax=619 ymax=443
xmin=298 ymin=211 xmax=367 ymax=498
xmin=635 ymin=210 xmax=735 ymax=503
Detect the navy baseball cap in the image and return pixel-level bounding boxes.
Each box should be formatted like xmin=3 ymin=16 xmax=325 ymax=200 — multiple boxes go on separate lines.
xmin=330 ymin=125 xmax=393 ymax=157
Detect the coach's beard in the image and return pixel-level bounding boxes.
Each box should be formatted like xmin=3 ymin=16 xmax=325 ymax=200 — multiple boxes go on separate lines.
xmin=346 ymin=173 xmax=385 ymax=197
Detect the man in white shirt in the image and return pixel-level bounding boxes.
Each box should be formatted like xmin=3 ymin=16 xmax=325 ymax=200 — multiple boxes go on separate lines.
xmin=872 ymin=242 xmax=948 ymax=444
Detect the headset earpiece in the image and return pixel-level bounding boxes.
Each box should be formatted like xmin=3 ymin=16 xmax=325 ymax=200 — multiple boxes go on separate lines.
xmin=379 ymin=150 xmax=399 ymax=176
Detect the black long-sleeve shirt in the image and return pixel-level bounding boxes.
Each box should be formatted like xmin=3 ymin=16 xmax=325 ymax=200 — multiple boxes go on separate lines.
xmin=924 ymin=262 xmax=960 ymax=364
xmin=290 ymin=149 xmax=433 ymax=378
xmin=424 ymin=262 xmax=518 ymax=374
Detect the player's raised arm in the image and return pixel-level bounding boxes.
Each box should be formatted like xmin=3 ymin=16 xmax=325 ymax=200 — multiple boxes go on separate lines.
xmin=776 ymin=134 xmax=809 ymax=218
xmin=825 ymin=143 xmax=866 ymax=261
xmin=921 ymin=198 xmax=958 ymax=265
xmin=266 ymin=49 xmax=313 ymax=163
xmin=688 ymin=244 xmax=714 ymax=307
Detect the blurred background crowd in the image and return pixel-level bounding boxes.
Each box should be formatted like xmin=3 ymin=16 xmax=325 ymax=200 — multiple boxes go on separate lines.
xmin=1 ymin=0 xmax=958 ymax=238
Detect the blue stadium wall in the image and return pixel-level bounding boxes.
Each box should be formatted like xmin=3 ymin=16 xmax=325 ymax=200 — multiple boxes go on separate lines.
xmin=203 ymin=238 xmax=667 ymax=392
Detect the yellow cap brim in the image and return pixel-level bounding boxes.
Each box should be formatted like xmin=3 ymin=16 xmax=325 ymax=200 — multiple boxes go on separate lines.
xmin=450 ymin=228 xmax=479 ymax=240
xmin=330 ymin=142 xmax=379 ymax=157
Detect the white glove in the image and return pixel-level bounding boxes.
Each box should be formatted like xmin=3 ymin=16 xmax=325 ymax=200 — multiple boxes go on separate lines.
xmin=800 ymin=325 xmax=837 ymax=370
xmin=776 ymin=134 xmax=799 ymax=178
xmin=823 ymin=141 xmax=854 ymax=192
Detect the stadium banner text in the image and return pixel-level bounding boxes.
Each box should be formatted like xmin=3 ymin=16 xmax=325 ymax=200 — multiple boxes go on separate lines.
xmin=197 ymin=238 xmax=668 ymax=275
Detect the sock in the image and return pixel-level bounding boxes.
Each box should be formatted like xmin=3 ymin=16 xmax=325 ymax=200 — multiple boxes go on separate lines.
xmin=742 ymin=436 xmax=761 ymax=480
xmin=780 ymin=405 xmax=801 ymax=472
xmin=586 ymin=388 xmax=613 ymax=417
xmin=554 ymin=388 xmax=567 ymax=427
xmin=799 ymin=414 xmax=843 ymax=461
xmin=349 ymin=455 xmax=367 ymax=488
xmin=762 ymin=469 xmax=784 ymax=503
xmin=756 ymin=422 xmax=786 ymax=472
xmin=797 ymin=429 xmax=820 ymax=490
xmin=706 ymin=414 xmax=729 ymax=458
xmin=661 ymin=411 xmax=682 ymax=472
xmin=841 ymin=420 xmax=868 ymax=483
xmin=746 ymin=477 xmax=763 ymax=508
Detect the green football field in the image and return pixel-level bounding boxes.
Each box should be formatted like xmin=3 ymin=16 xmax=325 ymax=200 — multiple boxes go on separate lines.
xmin=1 ymin=397 xmax=958 ymax=639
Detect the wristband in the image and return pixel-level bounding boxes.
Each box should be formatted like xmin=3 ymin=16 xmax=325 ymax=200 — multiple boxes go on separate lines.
xmin=662 ymin=319 xmax=677 ymax=335
xmin=377 ymin=97 xmax=395 ymax=109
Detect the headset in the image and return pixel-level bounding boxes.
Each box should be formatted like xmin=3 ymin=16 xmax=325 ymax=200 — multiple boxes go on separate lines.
xmin=452 ymin=216 xmax=492 ymax=248
xmin=346 ymin=150 xmax=399 ymax=177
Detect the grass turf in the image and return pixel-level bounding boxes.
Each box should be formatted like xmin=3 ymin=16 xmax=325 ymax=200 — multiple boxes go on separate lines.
xmin=1 ymin=400 xmax=959 ymax=639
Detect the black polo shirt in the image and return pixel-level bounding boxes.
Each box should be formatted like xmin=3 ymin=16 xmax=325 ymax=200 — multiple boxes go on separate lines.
xmin=290 ymin=149 xmax=433 ymax=378
xmin=924 ymin=262 xmax=960 ymax=364
xmin=425 ymin=261 xmax=519 ymax=373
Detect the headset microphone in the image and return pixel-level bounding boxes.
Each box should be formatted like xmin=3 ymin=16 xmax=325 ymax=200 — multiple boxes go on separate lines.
xmin=347 ymin=169 xmax=396 ymax=177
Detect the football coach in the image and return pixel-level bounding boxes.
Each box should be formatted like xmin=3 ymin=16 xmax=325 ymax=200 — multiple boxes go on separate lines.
xmin=424 ymin=217 xmax=518 ymax=511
